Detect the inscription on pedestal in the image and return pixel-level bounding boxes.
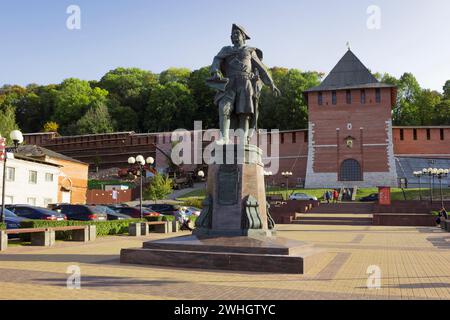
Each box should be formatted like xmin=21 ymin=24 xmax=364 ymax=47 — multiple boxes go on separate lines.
xmin=217 ymin=164 xmax=239 ymax=205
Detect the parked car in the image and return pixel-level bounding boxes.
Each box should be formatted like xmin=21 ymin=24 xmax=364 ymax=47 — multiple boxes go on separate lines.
xmin=2 ymin=208 xmax=29 ymax=229
xmin=288 ymin=193 xmax=318 ymax=201
xmin=360 ymin=193 xmax=379 ymax=202
xmin=91 ymin=205 xmax=131 ymax=220
xmin=182 ymin=207 xmax=201 ymax=217
xmin=6 ymin=205 xmax=67 ymax=221
xmin=52 ymin=204 xmax=108 ymax=221
xmin=114 ymin=207 xmax=160 ymax=219
xmin=144 ymin=204 xmax=180 ymax=216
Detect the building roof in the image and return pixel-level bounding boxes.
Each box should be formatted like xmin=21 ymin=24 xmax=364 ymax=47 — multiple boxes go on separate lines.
xmin=15 ymin=145 xmax=87 ymax=165
xmin=12 ymin=154 xmax=62 ymax=167
xmin=304 ymin=49 xmax=395 ymax=92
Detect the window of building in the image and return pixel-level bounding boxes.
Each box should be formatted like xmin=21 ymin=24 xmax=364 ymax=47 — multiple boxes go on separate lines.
xmin=332 ymin=91 xmax=337 ymax=105
xmin=346 ymin=90 xmax=351 ymax=104
xmin=400 ymin=129 xmax=404 ymax=140
xmin=29 ymin=170 xmax=37 ymax=184
xmin=6 ymin=167 xmax=15 ymax=182
xmin=340 ymin=159 xmax=362 ymax=181
xmin=45 ymin=173 xmax=54 ymax=182
xmin=280 ymin=133 xmax=284 ymax=144
xmin=413 ymin=129 xmax=418 ymax=140
xmin=360 ymin=90 xmax=366 ymax=104
xmin=292 ymin=132 xmax=296 ymax=143
xmin=426 ymin=129 xmax=431 ymax=140
xmin=304 ymin=131 xmax=308 ymax=143
xmin=5 ymin=196 xmax=13 ymax=204
xmin=375 ymin=88 xmax=381 ymax=103
xmin=318 ymin=92 xmax=323 ymax=105
xmin=441 ymin=129 xmax=445 ymax=140
xmin=44 ymin=198 xmax=53 ymax=208
xmin=27 ymin=197 xmax=36 ymax=206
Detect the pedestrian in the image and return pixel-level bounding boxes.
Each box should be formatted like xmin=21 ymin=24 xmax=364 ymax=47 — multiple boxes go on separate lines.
xmin=323 ymin=190 xmax=329 ymax=204
xmin=333 ymin=189 xmax=339 ymax=203
xmin=440 ymin=207 xmax=448 ymax=220
xmin=178 ymin=207 xmax=193 ymax=231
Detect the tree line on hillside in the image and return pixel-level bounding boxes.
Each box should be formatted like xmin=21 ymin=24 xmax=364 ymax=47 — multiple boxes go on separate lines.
xmin=0 ymin=67 xmax=449 ymax=143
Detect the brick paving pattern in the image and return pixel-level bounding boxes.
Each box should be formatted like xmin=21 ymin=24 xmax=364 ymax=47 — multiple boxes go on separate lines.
xmin=1 ymin=225 xmax=450 ymax=300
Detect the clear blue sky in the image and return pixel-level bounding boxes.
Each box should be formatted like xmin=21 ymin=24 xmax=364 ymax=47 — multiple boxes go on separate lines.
xmin=1 ymin=0 xmax=449 ymax=92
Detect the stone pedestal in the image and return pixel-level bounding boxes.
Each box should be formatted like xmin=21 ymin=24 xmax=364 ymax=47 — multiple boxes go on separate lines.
xmin=194 ymin=144 xmax=274 ymax=237
xmin=121 ymin=144 xmax=324 ymax=274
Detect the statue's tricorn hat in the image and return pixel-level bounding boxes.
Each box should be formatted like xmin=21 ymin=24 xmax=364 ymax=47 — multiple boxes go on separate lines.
xmin=232 ymin=24 xmax=251 ymax=40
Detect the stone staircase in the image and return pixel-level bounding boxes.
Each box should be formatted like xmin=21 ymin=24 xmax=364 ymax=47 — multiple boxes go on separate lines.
xmin=292 ymin=202 xmax=374 ymax=226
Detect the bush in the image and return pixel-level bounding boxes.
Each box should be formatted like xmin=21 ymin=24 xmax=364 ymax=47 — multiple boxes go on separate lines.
xmin=182 ymin=198 xmax=203 ymax=209
xmin=20 ymin=219 xmax=144 ymax=240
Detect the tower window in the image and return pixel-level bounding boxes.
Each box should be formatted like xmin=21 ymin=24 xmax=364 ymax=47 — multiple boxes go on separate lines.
xmin=441 ymin=129 xmax=445 ymax=140
xmin=280 ymin=133 xmax=284 ymax=144
xmin=413 ymin=129 xmax=418 ymax=140
xmin=346 ymin=90 xmax=351 ymax=104
xmin=332 ymin=91 xmax=337 ymax=105
xmin=426 ymin=129 xmax=431 ymax=140
xmin=400 ymin=129 xmax=404 ymax=141
xmin=375 ymin=88 xmax=381 ymax=103
xmin=304 ymin=131 xmax=308 ymax=143
xmin=318 ymin=92 xmax=323 ymax=105
xmin=292 ymin=132 xmax=296 ymax=143
xmin=360 ymin=90 xmax=366 ymax=104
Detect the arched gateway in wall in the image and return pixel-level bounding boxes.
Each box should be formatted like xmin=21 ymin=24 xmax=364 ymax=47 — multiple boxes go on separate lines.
xmin=340 ymin=159 xmax=362 ymax=181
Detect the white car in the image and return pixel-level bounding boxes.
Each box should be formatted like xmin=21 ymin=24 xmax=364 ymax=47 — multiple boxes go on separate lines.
xmin=176 ymin=207 xmax=201 ymax=217
xmin=289 ymin=193 xmax=318 ymax=201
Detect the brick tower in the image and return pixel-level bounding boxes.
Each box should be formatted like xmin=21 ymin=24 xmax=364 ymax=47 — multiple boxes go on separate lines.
xmin=303 ymin=49 xmax=398 ymax=188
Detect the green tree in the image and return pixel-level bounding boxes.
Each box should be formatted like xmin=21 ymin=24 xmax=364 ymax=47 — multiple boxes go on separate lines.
xmin=74 ymin=101 xmax=114 ymax=135
xmin=443 ymin=80 xmax=450 ymax=100
xmin=43 ymin=121 xmax=59 ymax=133
xmin=415 ymin=89 xmax=441 ymax=125
xmin=160 ymin=67 xmax=191 ymax=85
xmin=144 ymin=82 xmax=196 ymax=132
xmin=98 ymin=68 xmax=158 ymax=131
xmin=393 ymin=73 xmax=422 ymax=125
xmin=53 ymin=78 xmax=109 ymax=134
xmin=0 ymin=106 xmax=19 ymax=144
xmin=187 ymin=66 xmax=218 ymax=129
xmin=144 ymin=173 xmax=173 ymax=202
xmin=259 ymin=68 xmax=322 ymax=130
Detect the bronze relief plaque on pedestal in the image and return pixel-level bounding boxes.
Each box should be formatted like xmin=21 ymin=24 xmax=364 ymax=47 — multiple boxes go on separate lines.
xmin=217 ymin=164 xmax=240 ymax=206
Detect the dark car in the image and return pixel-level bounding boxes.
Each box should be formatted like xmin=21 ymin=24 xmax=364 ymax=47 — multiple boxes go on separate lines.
xmin=53 ymin=204 xmax=108 ymax=221
xmin=144 ymin=204 xmax=179 ymax=216
xmin=91 ymin=205 xmax=131 ymax=220
xmin=114 ymin=207 xmax=160 ymax=219
xmin=360 ymin=193 xmax=379 ymax=202
xmin=6 ymin=205 xmax=67 ymax=221
xmin=2 ymin=209 xmax=28 ymax=229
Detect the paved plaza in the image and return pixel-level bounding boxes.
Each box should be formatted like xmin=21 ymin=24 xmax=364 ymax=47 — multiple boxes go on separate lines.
xmin=1 ymin=224 xmax=450 ymax=300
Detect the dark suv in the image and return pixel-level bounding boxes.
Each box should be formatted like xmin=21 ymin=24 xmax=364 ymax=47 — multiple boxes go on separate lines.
xmin=53 ymin=204 xmax=108 ymax=221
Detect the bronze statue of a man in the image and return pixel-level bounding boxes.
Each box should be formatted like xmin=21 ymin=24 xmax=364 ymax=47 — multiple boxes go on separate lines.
xmin=207 ymin=24 xmax=280 ymax=145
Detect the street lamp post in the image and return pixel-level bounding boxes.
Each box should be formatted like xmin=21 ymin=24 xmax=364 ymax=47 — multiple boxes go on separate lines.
xmin=128 ymin=155 xmax=154 ymax=220
xmin=264 ymin=171 xmax=273 ymax=191
xmin=281 ymin=171 xmax=293 ymax=200
xmin=1 ymin=130 xmax=24 ymax=223
xmin=197 ymin=170 xmax=205 ymax=190
xmin=413 ymin=171 xmax=423 ymax=201
xmin=436 ymin=168 xmax=449 ymax=209
xmin=422 ymin=168 xmax=434 ymax=204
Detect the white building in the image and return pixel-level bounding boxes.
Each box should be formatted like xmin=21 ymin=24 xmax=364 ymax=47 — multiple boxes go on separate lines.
xmin=0 ymin=153 xmax=61 ymax=207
